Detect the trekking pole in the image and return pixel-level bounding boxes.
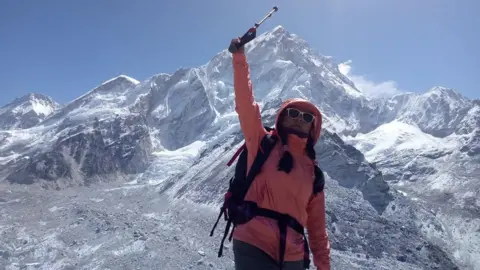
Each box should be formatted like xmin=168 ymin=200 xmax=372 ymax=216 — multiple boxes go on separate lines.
xmin=228 ymin=6 xmax=279 ymax=53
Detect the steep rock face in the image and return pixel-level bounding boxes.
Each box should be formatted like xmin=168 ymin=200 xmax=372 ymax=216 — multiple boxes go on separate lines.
xmin=460 ymin=129 xmax=480 ymax=156
xmin=458 ymin=103 xmax=480 ymax=156
xmin=147 ymin=68 xmax=216 ymax=150
xmin=316 ymin=131 xmax=393 ymax=213
xmin=6 ymin=114 xmax=152 ymax=188
xmin=129 ymin=73 xmax=171 ymax=116
xmin=0 ymin=93 xmax=59 ymax=129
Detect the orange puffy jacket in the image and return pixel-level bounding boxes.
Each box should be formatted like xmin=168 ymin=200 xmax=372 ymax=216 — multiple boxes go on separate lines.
xmin=231 ymin=52 xmax=331 ymax=269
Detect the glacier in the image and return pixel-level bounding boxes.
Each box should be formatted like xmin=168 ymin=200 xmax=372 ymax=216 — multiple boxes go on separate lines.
xmin=0 ymin=25 xmax=478 ymax=269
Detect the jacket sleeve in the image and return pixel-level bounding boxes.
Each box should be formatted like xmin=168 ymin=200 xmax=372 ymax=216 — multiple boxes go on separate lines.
xmin=306 ymin=191 xmax=331 ymax=270
xmin=232 ymin=52 xmax=266 ymax=154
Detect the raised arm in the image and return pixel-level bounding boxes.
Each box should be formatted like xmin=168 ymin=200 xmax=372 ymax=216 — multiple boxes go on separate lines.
xmin=232 ymin=47 xmax=267 ymax=154
xmin=306 ymin=192 xmax=331 ymax=270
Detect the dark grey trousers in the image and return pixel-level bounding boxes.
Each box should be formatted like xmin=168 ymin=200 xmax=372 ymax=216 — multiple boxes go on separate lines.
xmin=233 ymin=239 xmax=304 ymax=270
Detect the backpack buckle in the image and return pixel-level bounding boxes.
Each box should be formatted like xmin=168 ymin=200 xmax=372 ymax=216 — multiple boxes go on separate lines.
xmin=227 ymin=200 xmax=257 ymax=225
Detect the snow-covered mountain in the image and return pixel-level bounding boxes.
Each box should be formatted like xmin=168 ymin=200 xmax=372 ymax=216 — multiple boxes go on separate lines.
xmin=0 ymin=93 xmax=59 ymax=130
xmin=345 ymin=91 xmax=480 ymax=268
xmin=0 ymin=25 xmax=477 ymax=269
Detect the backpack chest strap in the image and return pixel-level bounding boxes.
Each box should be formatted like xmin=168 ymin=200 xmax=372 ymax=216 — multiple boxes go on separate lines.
xmin=243 ymin=201 xmax=304 ymax=233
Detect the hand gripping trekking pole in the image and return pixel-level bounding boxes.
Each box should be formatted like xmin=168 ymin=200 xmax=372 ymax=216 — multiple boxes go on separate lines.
xmin=228 ymin=6 xmax=279 ymax=53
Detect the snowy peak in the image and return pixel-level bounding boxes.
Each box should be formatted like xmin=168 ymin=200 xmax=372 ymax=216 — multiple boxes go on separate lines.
xmin=346 ymin=121 xmax=450 ymax=160
xmin=424 ymin=86 xmax=468 ymax=104
xmin=249 ymin=24 xmax=320 ymax=63
xmin=256 ymin=25 xmax=353 ymax=78
xmin=381 ymin=86 xmax=472 ymax=138
xmin=91 ymin=75 xmax=140 ymax=93
xmin=255 ymin=24 xmax=299 ymax=46
xmin=149 ymin=73 xmax=171 ymax=83
xmin=40 ymin=75 xmax=147 ymax=128
xmin=270 ymin=24 xmax=287 ymax=34
xmin=2 ymin=93 xmax=57 ymax=115
xmin=0 ymin=93 xmax=59 ymax=129
xmin=239 ymin=25 xmax=361 ymax=102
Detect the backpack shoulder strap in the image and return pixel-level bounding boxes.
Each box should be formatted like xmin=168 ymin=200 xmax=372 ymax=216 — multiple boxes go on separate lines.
xmin=226 ymin=125 xmax=274 ymax=167
xmin=246 ymin=131 xmax=278 ymax=180
xmin=312 ymin=165 xmax=325 ymax=194
xmin=227 ymin=143 xmax=246 ymax=167
xmin=234 ymin=130 xmax=278 ymax=200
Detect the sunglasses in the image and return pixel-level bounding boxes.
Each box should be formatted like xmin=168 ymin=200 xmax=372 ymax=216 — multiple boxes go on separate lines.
xmin=285 ymin=108 xmax=315 ymax=124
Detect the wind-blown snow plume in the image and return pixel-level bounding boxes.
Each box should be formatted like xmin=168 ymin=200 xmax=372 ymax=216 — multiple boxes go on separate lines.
xmin=338 ymin=60 xmax=402 ymax=98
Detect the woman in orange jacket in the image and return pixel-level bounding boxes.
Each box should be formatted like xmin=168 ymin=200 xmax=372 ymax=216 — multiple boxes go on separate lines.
xmin=229 ymin=38 xmax=331 ymax=270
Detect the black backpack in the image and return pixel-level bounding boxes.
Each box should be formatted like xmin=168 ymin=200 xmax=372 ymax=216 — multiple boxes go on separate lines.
xmin=210 ymin=126 xmax=325 ymax=270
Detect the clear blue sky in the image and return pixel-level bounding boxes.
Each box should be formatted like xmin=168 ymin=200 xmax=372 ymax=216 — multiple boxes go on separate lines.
xmin=1 ymin=0 xmax=478 ymax=106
